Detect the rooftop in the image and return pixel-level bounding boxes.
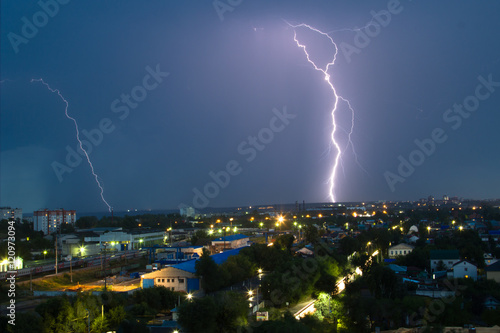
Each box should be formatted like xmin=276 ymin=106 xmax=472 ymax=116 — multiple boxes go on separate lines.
xmin=171 ymin=246 xmax=248 ymax=274
xmin=212 ymin=234 xmax=249 ymax=242
xmin=486 ymin=260 xmax=500 ymax=272
xmin=430 ymin=249 xmax=460 ymax=260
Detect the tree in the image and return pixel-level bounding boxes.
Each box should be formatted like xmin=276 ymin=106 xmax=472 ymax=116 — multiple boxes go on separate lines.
xmin=75 ymin=216 xmax=98 ymax=229
xmin=304 ymin=225 xmax=319 ymax=244
xmin=191 ymin=230 xmax=210 ymax=246
xmin=178 ymin=296 xmax=217 ymax=332
xmin=339 ymin=236 xmax=360 ymax=255
xmin=220 ymin=254 xmax=255 ymax=285
xmin=274 ymin=234 xmax=295 ymax=252
xmin=213 ymin=292 xmax=248 ymax=332
xmin=195 ymin=248 xmax=227 ymax=292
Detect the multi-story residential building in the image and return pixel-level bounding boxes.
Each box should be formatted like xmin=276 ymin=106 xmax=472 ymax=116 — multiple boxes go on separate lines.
xmin=180 ymin=206 xmax=195 ymax=218
xmin=33 ymin=209 xmax=76 ymax=235
xmin=0 ymin=207 xmax=22 ymax=221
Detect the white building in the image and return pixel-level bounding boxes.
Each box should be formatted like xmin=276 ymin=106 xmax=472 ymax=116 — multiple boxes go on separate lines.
xmin=388 ymin=243 xmax=415 ymax=258
xmin=141 ymin=266 xmax=196 ymax=292
xmin=180 ymin=206 xmax=195 ymax=218
xmin=450 ymin=260 xmax=477 ymax=280
xmin=84 ymin=229 xmax=167 ymax=251
xmin=33 ymin=209 xmax=76 ymax=235
xmin=211 ymin=234 xmax=249 ymax=251
xmin=430 ymin=250 xmax=460 ymax=272
xmin=0 ymin=207 xmax=22 ymax=221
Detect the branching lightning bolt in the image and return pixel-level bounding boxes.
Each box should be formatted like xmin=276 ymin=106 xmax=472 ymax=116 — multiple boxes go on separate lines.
xmin=32 ymin=78 xmax=112 ymax=212
xmin=287 ymin=22 xmax=362 ymax=203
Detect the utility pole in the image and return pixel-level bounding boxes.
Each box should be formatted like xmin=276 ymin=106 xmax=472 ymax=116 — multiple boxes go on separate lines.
xmin=55 ymin=235 xmax=58 ymax=275
xmin=223 ymin=227 xmax=226 ymax=251
xmin=103 ymin=243 xmax=107 ymax=291
xmin=70 ymin=255 xmax=73 ymax=283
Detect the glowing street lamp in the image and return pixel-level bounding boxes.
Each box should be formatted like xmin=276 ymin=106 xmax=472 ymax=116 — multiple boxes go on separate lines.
xmin=80 ymin=246 xmax=85 ymax=256
xmin=43 ymin=250 xmax=47 ymax=260
xmin=187 ymin=293 xmax=193 ymax=300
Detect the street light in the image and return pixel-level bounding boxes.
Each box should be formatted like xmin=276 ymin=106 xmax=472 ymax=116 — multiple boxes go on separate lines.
xmin=43 ymin=250 xmax=47 ymax=260
xmin=187 ymin=293 xmax=193 ymax=301
xmin=80 ymin=246 xmax=85 ymax=257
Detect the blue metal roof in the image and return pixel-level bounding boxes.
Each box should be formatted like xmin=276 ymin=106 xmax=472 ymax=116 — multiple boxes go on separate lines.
xmin=171 ymin=246 xmax=247 ymax=274
xmin=212 ymin=234 xmax=249 ymax=242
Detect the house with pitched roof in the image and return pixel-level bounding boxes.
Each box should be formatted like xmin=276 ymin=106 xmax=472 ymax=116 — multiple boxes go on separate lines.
xmin=449 ymin=260 xmax=477 ymax=280
xmin=388 ymin=243 xmax=415 ymax=258
xmin=486 ymin=260 xmax=500 ymax=283
xmin=430 ymin=250 xmax=460 ymax=272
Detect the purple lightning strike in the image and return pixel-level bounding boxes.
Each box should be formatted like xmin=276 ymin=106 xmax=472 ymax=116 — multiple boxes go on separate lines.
xmin=287 ymin=22 xmax=360 ymax=203
xmin=32 ymin=78 xmax=112 ymax=212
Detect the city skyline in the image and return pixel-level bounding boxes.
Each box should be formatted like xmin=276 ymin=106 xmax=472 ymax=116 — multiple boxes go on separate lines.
xmin=1 ymin=1 xmax=500 ymax=213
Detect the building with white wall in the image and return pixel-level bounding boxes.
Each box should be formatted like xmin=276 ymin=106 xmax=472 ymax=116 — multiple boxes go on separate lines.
xmin=180 ymin=206 xmax=195 ymax=218
xmin=211 ymin=234 xmax=249 ymax=252
xmin=449 ymin=260 xmax=477 ymax=280
xmin=430 ymin=250 xmax=460 ymax=272
xmin=388 ymin=243 xmax=414 ymax=258
xmin=83 ymin=228 xmax=167 ymax=251
xmin=33 ymin=209 xmax=76 ymax=235
xmin=0 ymin=207 xmax=22 ymax=221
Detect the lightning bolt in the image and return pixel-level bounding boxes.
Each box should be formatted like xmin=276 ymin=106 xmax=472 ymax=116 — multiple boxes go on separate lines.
xmin=32 ymin=78 xmax=112 ymax=212
xmin=286 ymin=22 xmax=361 ymax=203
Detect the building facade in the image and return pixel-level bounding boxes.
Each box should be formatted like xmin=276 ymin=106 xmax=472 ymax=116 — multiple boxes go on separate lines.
xmin=33 ymin=209 xmax=76 ymax=235
xmin=83 ymin=228 xmax=167 ymax=251
xmin=388 ymin=243 xmax=415 ymax=258
xmin=211 ymin=234 xmax=249 ymax=252
xmin=486 ymin=261 xmax=500 ymax=283
xmin=0 ymin=207 xmax=22 ymax=221
xmin=430 ymin=250 xmax=460 ymax=272
xmin=180 ymin=206 xmax=195 ymax=218
xmin=141 ymin=266 xmax=197 ymax=292
xmin=451 ymin=260 xmax=477 ymax=280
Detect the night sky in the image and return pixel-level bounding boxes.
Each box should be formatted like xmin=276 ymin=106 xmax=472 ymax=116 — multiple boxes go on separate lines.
xmin=1 ymin=1 xmax=500 ymax=213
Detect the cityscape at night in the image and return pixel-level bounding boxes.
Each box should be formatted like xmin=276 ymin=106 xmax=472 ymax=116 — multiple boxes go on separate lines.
xmin=1 ymin=1 xmax=500 ymax=332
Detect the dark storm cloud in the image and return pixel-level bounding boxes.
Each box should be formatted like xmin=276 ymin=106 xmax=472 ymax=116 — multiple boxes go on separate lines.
xmin=1 ymin=0 xmax=499 ymax=213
